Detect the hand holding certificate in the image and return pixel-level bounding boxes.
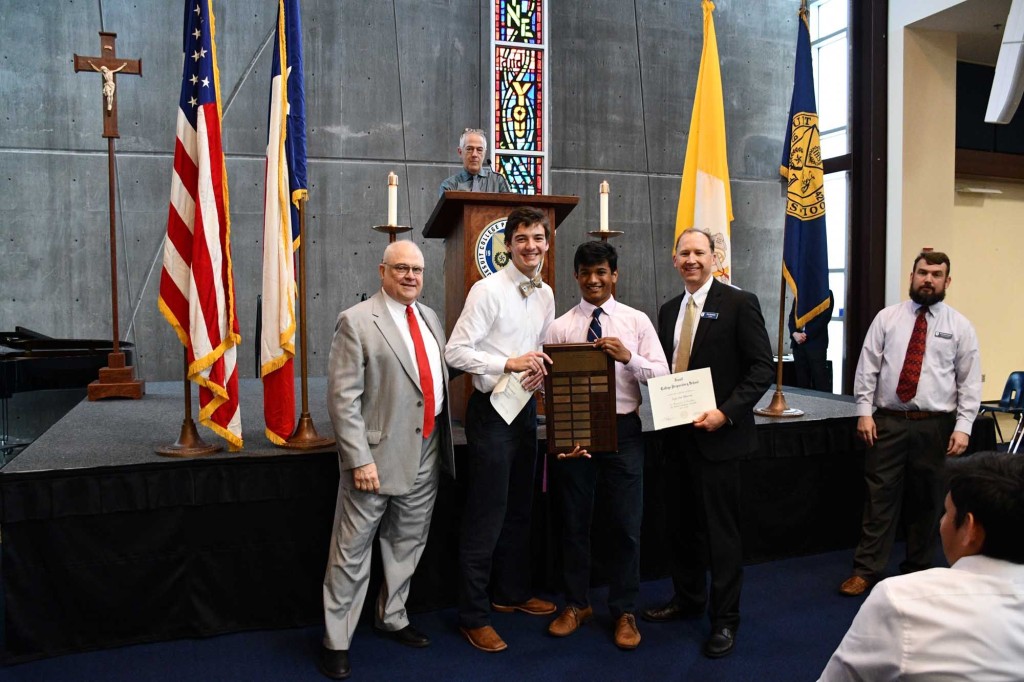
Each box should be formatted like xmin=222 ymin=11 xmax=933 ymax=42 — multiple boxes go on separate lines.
xmin=647 ymin=367 xmax=717 ymax=430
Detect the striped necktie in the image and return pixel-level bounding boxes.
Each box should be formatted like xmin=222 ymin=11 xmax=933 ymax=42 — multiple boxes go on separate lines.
xmin=588 ymin=307 xmax=603 ymax=342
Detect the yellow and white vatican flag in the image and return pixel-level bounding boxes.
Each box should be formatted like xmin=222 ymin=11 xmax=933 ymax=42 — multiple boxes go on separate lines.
xmin=674 ymin=0 xmax=733 ymax=284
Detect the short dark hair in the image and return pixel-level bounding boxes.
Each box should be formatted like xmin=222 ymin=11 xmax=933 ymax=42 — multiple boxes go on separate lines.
xmin=947 ymin=452 xmax=1024 ymax=564
xmin=504 ymin=206 xmax=549 ymax=244
xmin=912 ymin=251 xmax=951 ymax=277
xmin=675 ymin=228 xmax=714 ymax=252
xmin=573 ymin=241 xmax=618 ymax=273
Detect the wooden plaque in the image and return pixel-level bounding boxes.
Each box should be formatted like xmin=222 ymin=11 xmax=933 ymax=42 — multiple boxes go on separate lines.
xmin=543 ymin=343 xmax=617 ymax=454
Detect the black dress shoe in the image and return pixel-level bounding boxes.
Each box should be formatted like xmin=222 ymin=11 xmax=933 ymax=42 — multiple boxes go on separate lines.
xmin=318 ymin=646 xmax=351 ymax=679
xmin=702 ymin=627 xmax=736 ymax=658
xmin=641 ymin=600 xmax=705 ymax=623
xmin=374 ymin=624 xmax=431 ymax=648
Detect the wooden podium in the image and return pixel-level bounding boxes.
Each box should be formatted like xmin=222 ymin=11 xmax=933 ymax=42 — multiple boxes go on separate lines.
xmin=423 ymin=191 xmax=579 ymax=422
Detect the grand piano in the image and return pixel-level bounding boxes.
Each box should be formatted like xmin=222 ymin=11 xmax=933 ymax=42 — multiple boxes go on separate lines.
xmin=1 ymin=327 xmax=134 ymax=458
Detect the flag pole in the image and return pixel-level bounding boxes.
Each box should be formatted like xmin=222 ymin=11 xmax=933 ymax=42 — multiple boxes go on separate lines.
xmin=755 ymin=265 xmax=804 ymax=417
xmin=281 ymin=196 xmax=334 ymax=449
xmin=155 ymin=347 xmax=222 ymax=457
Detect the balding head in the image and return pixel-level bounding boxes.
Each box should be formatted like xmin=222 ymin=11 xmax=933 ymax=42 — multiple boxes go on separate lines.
xmin=379 ymin=240 xmax=425 ymax=305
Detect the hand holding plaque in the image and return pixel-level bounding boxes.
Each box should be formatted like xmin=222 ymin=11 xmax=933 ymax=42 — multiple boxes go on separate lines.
xmin=543 ymin=343 xmax=617 ymax=455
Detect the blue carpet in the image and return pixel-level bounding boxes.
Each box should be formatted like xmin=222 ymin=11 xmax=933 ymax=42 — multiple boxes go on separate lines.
xmin=0 ymin=546 xmax=902 ymax=682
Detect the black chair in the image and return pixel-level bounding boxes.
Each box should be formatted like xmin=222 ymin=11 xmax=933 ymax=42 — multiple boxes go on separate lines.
xmin=979 ymin=371 xmax=1024 ymax=444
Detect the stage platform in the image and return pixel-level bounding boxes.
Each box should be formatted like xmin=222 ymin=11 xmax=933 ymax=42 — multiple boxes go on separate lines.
xmin=1 ymin=378 xmax=976 ymax=662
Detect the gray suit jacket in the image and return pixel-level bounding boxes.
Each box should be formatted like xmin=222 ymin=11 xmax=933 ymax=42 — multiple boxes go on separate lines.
xmin=326 ymin=290 xmax=455 ymax=496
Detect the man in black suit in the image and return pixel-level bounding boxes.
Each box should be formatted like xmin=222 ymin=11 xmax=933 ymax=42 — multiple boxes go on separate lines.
xmin=642 ymin=228 xmax=774 ymax=658
xmin=788 ymin=290 xmax=834 ymax=391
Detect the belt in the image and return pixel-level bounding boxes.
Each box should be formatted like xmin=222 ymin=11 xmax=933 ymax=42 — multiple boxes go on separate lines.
xmin=875 ymin=408 xmax=952 ymax=421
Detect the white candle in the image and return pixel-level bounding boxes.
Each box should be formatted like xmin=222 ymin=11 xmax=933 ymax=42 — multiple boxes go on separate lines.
xmin=599 ymin=180 xmax=610 ymax=231
xmin=387 ymin=172 xmax=398 ymax=226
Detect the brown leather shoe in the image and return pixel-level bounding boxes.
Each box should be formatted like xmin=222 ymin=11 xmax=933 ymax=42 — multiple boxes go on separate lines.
xmin=614 ymin=614 xmax=641 ymax=650
xmin=491 ymin=596 xmax=557 ymax=615
xmin=460 ymin=625 xmax=508 ymax=652
xmin=547 ymin=605 xmax=593 ymax=637
xmin=838 ymin=575 xmax=872 ymax=597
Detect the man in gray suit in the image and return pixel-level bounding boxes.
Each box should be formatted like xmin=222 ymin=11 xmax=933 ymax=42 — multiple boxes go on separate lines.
xmin=319 ymin=240 xmax=455 ymax=680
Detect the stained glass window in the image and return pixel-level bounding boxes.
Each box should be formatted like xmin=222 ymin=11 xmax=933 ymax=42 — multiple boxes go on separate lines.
xmin=497 ymin=154 xmax=543 ymax=194
xmin=495 ymin=47 xmax=542 ymax=153
xmin=497 ymin=0 xmax=542 ymax=44
xmin=492 ymin=0 xmax=546 ymax=195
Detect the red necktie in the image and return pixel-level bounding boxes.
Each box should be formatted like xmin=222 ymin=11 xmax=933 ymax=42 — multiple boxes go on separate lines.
xmin=896 ymin=306 xmax=928 ymax=402
xmin=406 ymin=305 xmax=435 ymax=438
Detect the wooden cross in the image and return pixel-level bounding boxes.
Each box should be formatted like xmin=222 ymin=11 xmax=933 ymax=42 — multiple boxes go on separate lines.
xmin=72 ymin=31 xmax=145 ymax=399
xmin=73 ymin=32 xmax=142 ymax=138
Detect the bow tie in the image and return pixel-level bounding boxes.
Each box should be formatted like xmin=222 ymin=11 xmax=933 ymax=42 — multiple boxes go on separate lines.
xmin=518 ymin=276 xmax=543 ymax=298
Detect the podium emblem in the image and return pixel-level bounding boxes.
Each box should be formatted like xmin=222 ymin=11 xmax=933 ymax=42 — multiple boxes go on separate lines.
xmin=475 ymin=217 xmax=510 ymax=277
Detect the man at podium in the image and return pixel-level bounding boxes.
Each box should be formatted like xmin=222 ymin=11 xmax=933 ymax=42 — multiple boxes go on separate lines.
xmin=439 ymin=128 xmax=513 ymax=195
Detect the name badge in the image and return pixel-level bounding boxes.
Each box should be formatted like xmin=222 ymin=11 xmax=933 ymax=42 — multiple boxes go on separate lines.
xmin=700 ymin=312 xmax=719 ymax=320
xmin=934 ymin=331 xmax=952 ymax=339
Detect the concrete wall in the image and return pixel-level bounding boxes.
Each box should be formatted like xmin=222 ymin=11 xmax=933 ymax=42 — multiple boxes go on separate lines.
xmin=0 ymin=0 xmax=797 ymax=384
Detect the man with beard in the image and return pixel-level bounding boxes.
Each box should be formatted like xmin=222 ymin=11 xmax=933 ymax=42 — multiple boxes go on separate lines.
xmin=838 ymin=251 xmax=981 ymax=597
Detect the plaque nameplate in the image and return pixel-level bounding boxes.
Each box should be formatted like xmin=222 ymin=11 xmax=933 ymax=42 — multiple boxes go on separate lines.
xmin=543 ymin=343 xmax=617 ymax=454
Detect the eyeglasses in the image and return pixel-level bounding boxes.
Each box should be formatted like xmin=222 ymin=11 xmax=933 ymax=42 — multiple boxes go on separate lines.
xmin=383 ymin=263 xmax=424 ymax=276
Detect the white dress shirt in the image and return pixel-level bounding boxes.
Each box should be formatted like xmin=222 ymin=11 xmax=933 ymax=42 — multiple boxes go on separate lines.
xmin=670 ymin=276 xmax=714 ymax=368
xmin=444 ymin=265 xmax=555 ymax=393
xmin=818 ymin=554 xmax=1024 ymax=682
xmin=544 ymin=296 xmax=669 ymax=414
xmin=853 ymin=300 xmax=981 ymax=433
xmin=382 ymin=290 xmax=443 ymax=416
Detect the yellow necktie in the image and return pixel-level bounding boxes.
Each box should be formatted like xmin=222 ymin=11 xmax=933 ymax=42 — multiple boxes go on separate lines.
xmin=674 ymin=297 xmax=697 ymax=372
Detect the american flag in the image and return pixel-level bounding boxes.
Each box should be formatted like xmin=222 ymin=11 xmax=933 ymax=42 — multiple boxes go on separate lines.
xmin=261 ymin=0 xmax=307 ymax=445
xmin=158 ymin=0 xmax=242 ymax=450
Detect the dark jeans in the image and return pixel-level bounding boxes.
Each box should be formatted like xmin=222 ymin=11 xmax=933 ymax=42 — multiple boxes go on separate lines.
xmin=853 ymin=411 xmax=954 ymax=579
xmin=556 ymin=413 xmax=643 ymax=618
xmin=457 ymin=390 xmax=538 ymax=629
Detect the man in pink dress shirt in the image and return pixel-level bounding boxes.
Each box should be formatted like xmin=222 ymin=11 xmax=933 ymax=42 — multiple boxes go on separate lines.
xmin=542 ymin=241 xmax=669 ymax=650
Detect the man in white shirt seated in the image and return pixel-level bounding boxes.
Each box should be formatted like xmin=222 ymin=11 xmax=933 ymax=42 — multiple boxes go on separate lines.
xmin=818 ymin=451 xmax=1024 ymax=681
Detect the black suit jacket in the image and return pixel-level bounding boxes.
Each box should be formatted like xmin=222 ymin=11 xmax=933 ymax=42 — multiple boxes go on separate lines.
xmin=788 ymin=290 xmax=834 ymax=354
xmin=658 ymin=279 xmax=774 ymax=460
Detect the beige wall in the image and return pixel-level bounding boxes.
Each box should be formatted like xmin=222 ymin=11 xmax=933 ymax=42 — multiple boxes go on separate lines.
xmin=895 ymin=23 xmax=1022 ymax=401
xmin=951 ymin=181 xmax=1024 ymax=400
xmin=901 ymin=29 xmax=957 ymax=270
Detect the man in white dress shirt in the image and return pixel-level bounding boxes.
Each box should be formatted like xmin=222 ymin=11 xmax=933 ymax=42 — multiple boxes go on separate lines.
xmin=839 ymin=251 xmax=981 ymax=597
xmin=543 ymin=241 xmax=669 ymax=650
xmin=819 ymin=451 xmax=1024 ymax=681
xmin=445 ymin=206 xmax=557 ymax=653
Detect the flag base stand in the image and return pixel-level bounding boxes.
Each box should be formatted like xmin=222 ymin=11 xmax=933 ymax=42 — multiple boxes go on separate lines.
xmin=88 ymin=352 xmax=145 ymax=401
xmin=155 ymin=418 xmax=222 ymax=458
xmin=156 ymin=348 xmax=223 ymax=457
xmin=754 ymin=388 xmax=804 ymax=418
xmin=279 ymin=413 xmax=334 ymax=450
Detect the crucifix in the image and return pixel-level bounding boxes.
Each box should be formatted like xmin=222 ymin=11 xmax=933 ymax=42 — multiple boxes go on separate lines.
xmin=73 ymin=31 xmax=145 ymax=400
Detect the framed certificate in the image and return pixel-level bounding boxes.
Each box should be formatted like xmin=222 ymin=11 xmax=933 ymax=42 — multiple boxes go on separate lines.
xmin=543 ymin=343 xmax=617 ymax=454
